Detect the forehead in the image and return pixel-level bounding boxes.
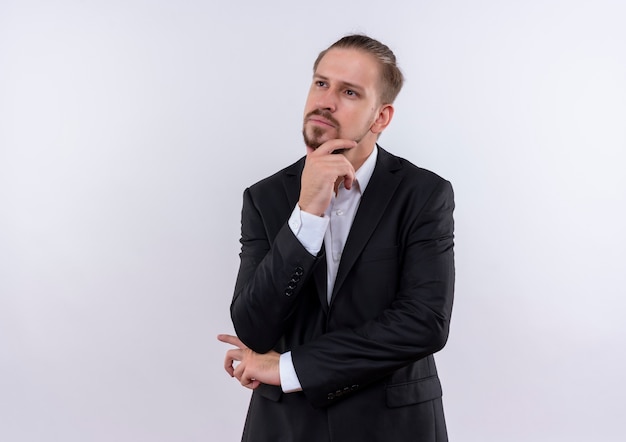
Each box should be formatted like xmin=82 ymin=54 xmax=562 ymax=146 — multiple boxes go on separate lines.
xmin=314 ymin=48 xmax=381 ymax=92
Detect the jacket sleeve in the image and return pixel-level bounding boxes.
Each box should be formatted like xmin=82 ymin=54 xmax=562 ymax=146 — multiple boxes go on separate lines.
xmin=291 ymin=179 xmax=455 ymax=408
xmin=230 ymin=187 xmax=321 ymax=353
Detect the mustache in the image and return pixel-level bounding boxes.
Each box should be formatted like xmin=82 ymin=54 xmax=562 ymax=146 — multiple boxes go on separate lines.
xmin=305 ymin=109 xmax=340 ymax=128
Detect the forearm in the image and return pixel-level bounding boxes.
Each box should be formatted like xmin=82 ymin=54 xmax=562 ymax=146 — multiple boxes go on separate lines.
xmin=231 ymin=191 xmax=327 ymax=353
xmin=292 ymin=180 xmax=455 ymax=406
xmin=292 ymin=263 xmax=454 ymax=407
xmin=231 ymin=223 xmax=319 ymax=353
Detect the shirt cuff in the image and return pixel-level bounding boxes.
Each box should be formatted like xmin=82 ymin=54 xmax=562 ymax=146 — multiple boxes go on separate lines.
xmin=279 ymin=351 xmax=303 ymax=393
xmin=288 ymin=204 xmax=328 ymax=255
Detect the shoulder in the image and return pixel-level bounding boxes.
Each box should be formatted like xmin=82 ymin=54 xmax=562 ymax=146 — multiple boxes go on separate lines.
xmin=377 ymin=146 xmax=453 ymax=193
xmin=375 ymin=146 xmax=454 ymax=221
xmin=245 ymin=156 xmax=305 ymax=195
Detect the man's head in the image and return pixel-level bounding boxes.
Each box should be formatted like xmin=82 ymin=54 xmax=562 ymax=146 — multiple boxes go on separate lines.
xmin=302 ymin=35 xmax=403 ymax=152
xmin=314 ymin=35 xmax=404 ymax=106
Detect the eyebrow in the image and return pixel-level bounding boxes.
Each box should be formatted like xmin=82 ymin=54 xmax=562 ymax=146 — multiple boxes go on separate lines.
xmin=314 ymin=74 xmax=366 ymax=94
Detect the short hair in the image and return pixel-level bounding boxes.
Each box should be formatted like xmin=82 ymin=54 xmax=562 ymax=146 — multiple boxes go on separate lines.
xmin=313 ymin=34 xmax=404 ymax=105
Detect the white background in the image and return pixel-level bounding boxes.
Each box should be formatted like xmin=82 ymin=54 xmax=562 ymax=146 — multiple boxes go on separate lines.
xmin=1 ymin=1 xmax=625 ymax=441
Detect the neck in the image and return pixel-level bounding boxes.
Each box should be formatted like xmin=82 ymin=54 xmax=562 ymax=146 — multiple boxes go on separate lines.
xmin=343 ymin=140 xmax=376 ymax=171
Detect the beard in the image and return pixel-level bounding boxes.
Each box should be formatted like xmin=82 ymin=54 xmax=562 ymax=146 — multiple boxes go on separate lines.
xmin=302 ymin=125 xmax=327 ymax=150
xmin=302 ymin=109 xmax=373 ymax=151
xmin=302 ymin=109 xmax=341 ymax=150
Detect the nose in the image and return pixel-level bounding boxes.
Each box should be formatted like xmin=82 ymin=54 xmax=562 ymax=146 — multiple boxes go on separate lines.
xmin=316 ymin=89 xmax=337 ymax=112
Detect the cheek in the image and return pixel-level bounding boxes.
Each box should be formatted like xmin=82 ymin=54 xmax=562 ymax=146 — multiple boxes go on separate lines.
xmin=365 ymin=108 xmax=377 ymax=127
xmin=355 ymin=109 xmax=376 ymax=128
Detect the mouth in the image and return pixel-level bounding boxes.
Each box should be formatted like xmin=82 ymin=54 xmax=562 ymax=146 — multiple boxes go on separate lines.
xmin=307 ymin=117 xmax=335 ymax=128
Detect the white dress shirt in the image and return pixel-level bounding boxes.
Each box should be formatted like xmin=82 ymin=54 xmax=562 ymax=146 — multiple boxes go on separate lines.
xmin=280 ymin=147 xmax=378 ymax=392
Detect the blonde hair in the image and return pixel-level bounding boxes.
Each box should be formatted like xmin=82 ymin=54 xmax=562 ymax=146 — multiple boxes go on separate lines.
xmin=313 ymin=34 xmax=404 ymax=105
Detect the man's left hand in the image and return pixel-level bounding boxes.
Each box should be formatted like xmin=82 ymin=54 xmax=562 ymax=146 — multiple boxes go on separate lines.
xmin=217 ymin=334 xmax=281 ymax=389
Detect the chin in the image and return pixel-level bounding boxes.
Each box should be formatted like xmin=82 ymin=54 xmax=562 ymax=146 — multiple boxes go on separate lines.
xmin=303 ymin=130 xmax=331 ymax=150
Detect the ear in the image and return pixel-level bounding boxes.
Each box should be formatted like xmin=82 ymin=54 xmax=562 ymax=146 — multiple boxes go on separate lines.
xmin=370 ymin=104 xmax=394 ymax=135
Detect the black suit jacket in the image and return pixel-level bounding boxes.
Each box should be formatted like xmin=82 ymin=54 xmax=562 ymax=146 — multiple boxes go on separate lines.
xmin=231 ymin=146 xmax=455 ymax=442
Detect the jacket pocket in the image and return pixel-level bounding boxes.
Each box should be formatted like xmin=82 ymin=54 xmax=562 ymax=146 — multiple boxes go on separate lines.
xmin=385 ymin=375 xmax=442 ymax=408
xmin=255 ymin=383 xmax=282 ymax=402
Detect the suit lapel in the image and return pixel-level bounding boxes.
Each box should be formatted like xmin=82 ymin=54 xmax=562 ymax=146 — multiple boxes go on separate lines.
xmin=283 ymin=157 xmax=304 ymax=209
xmin=330 ymin=147 xmax=403 ymax=304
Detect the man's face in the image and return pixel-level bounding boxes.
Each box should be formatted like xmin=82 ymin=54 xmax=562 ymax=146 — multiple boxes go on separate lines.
xmin=302 ymin=48 xmax=383 ymax=150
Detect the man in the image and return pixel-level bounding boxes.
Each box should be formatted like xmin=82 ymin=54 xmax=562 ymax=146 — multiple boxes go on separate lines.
xmin=218 ymin=34 xmax=455 ymax=442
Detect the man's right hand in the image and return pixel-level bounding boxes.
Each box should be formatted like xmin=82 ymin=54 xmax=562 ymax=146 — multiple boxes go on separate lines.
xmin=298 ymin=139 xmax=357 ymax=216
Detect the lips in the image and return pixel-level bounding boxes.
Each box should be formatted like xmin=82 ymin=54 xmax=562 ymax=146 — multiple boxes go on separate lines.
xmin=308 ymin=117 xmax=335 ymax=128
xmin=305 ymin=109 xmax=339 ymax=129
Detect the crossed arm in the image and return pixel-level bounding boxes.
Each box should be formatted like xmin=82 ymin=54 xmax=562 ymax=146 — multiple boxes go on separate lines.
xmin=217 ymin=334 xmax=281 ymax=389
xmin=218 ymin=139 xmax=358 ymax=390
xmin=218 ymin=144 xmax=455 ymax=401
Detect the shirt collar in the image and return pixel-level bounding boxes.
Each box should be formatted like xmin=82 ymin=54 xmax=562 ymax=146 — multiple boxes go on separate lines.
xmin=353 ymin=145 xmax=378 ymax=194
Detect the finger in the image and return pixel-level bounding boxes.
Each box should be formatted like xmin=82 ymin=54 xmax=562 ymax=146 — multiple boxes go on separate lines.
xmin=313 ymin=139 xmax=357 ymax=156
xmin=224 ymin=349 xmax=242 ymax=377
xmin=233 ymin=360 xmax=245 ymax=382
xmin=242 ymin=379 xmax=261 ymax=390
xmin=327 ymin=139 xmax=357 ymax=155
xmin=217 ymin=334 xmax=246 ymax=349
xmin=224 ymin=354 xmax=235 ymax=377
xmin=240 ymin=369 xmax=254 ymax=388
xmin=343 ymin=172 xmax=355 ymax=190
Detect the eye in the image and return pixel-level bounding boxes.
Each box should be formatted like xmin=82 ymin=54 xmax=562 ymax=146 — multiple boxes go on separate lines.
xmin=345 ymin=89 xmax=357 ymax=97
xmin=315 ymin=80 xmax=327 ymax=87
